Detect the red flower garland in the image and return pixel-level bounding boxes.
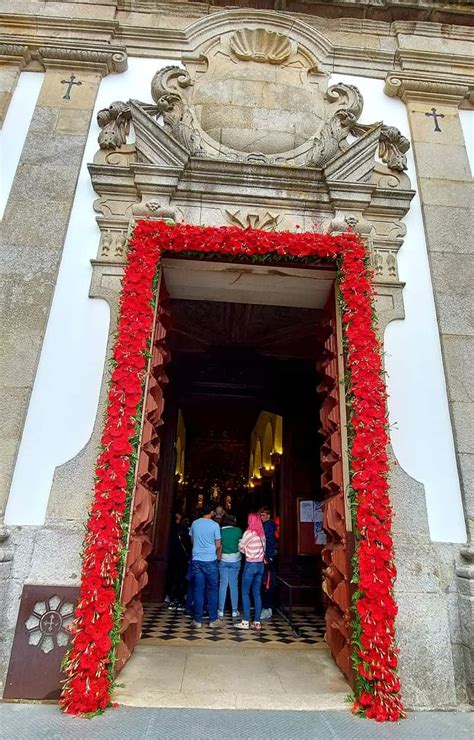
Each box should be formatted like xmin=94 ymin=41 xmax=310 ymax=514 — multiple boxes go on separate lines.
xmin=60 ymin=220 xmax=404 ymax=721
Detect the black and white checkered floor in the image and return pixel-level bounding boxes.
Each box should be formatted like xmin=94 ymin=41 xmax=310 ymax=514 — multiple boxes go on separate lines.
xmin=141 ymin=603 xmax=327 ymax=648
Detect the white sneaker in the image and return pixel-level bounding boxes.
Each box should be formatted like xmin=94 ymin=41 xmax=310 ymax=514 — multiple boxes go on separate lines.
xmin=235 ymin=620 xmax=250 ymax=630
xmin=260 ymin=608 xmax=272 ymax=620
xmin=218 ymin=611 xmax=224 ymax=618
xmin=232 ymin=610 xmax=240 ymax=618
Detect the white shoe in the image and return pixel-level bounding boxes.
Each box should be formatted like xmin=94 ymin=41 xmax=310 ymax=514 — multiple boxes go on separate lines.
xmin=235 ymin=620 xmax=250 ymax=630
xmin=260 ymin=608 xmax=272 ymax=620
xmin=218 ymin=611 xmax=224 ymax=618
xmin=232 ymin=610 xmax=240 ymax=618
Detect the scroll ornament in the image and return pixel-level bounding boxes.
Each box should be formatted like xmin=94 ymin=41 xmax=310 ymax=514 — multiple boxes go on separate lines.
xmin=97 ymin=102 xmax=132 ymax=150
xmin=150 ymin=66 xmax=204 ymax=156
xmin=95 ymin=69 xmax=410 ymax=172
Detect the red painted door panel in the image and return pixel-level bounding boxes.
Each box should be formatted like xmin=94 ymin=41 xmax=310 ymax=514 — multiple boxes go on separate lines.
xmin=116 ymin=274 xmax=171 ymax=671
xmin=316 ymin=288 xmax=354 ymax=686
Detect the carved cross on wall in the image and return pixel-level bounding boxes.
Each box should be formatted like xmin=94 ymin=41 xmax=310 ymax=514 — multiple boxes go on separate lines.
xmin=61 ymin=73 xmax=82 ymax=100
xmin=425 ymin=107 xmax=445 ymax=132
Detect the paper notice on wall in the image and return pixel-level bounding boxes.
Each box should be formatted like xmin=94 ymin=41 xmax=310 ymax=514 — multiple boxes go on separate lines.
xmin=313 ymin=501 xmax=327 ymax=544
xmin=300 ymin=500 xmax=314 ymax=523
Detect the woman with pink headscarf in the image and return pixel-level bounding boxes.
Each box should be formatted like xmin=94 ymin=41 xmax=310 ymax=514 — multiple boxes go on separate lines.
xmin=235 ymin=513 xmax=266 ymax=630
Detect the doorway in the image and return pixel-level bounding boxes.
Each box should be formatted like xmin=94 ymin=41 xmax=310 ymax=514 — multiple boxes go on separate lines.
xmin=119 ymin=256 xmax=353 ymax=701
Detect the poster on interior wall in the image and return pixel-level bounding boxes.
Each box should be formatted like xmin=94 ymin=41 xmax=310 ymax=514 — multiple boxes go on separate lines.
xmin=299 ymin=500 xmax=314 ymax=523
xmin=298 ymin=499 xmax=325 ymax=555
xmin=313 ymin=501 xmax=326 ymax=545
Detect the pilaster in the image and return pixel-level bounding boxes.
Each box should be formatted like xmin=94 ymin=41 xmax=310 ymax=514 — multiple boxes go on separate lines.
xmin=385 ymin=69 xmax=474 ymax=703
xmin=0 ymin=45 xmax=127 ymax=525
xmin=0 ymin=45 xmax=30 ymax=127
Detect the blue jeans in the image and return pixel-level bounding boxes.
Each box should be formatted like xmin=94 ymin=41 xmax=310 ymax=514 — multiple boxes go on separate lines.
xmin=185 ymin=560 xmax=194 ymax=614
xmin=192 ymin=559 xmax=218 ymax=623
xmin=218 ymin=559 xmax=241 ymax=613
xmin=241 ymin=561 xmax=264 ymax=623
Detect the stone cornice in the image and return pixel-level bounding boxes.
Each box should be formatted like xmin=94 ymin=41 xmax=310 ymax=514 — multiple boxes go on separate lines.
xmin=0 ymin=35 xmax=128 ymax=75
xmin=118 ymin=1 xmax=474 ymax=27
xmin=0 ymin=10 xmax=473 ymax=81
xmin=384 ymin=71 xmax=474 ymax=106
xmin=396 ymin=49 xmax=474 ymax=77
xmin=0 ymin=13 xmax=120 ymax=41
xmin=391 ymin=20 xmax=474 ymax=42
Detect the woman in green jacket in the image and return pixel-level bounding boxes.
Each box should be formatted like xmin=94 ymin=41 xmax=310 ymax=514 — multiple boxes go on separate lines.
xmin=218 ymin=513 xmax=242 ymax=619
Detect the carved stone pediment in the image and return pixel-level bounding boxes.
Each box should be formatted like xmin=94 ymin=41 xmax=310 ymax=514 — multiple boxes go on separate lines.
xmin=90 ymin=17 xmax=415 ymax=297
xmin=95 ymin=25 xmax=409 ymax=173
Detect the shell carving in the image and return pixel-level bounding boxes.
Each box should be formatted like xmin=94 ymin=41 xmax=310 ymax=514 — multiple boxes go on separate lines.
xmin=230 ymin=28 xmax=292 ymax=65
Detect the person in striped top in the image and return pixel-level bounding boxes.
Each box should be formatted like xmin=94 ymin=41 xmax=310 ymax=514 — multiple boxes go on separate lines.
xmin=235 ymin=513 xmax=266 ymax=630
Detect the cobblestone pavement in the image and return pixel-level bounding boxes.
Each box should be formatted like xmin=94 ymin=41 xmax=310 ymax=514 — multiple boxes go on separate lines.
xmin=0 ymin=704 xmax=472 ymax=739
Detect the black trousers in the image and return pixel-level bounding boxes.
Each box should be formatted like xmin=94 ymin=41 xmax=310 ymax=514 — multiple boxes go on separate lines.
xmin=169 ymin=558 xmax=188 ymax=604
xmin=261 ymin=561 xmax=277 ymax=610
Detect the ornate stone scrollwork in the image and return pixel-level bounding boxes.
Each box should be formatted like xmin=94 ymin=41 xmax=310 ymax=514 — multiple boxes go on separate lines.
xmin=378 ymin=126 xmax=410 ymax=172
xmin=151 ymin=66 xmax=204 ymax=156
xmin=351 ymin=121 xmax=410 ymax=172
xmin=88 ymin=22 xmax=414 ymax=308
xmin=92 ymin=31 xmax=411 ymax=176
xmin=305 ymin=84 xmax=363 ymax=168
xmin=97 ymin=101 xmax=132 ymax=150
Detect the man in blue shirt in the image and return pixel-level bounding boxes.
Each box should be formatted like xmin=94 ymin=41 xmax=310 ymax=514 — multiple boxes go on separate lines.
xmin=190 ymin=504 xmax=222 ymax=628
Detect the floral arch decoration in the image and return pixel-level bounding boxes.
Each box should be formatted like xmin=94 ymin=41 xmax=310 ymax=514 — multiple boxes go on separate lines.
xmin=60 ymin=220 xmax=404 ymax=722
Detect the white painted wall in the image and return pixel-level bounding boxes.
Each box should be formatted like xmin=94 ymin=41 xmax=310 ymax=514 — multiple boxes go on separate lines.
xmin=459 ymin=110 xmax=474 ymax=176
xmin=330 ymin=74 xmax=466 ymax=544
xmin=4 ymin=59 xmax=169 ymax=526
xmin=0 ymin=71 xmax=44 ymax=219
xmin=5 ymin=64 xmax=468 ymax=542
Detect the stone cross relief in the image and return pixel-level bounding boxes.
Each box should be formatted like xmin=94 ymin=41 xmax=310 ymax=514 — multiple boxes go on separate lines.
xmin=94 ymin=27 xmax=410 ymax=174
xmin=61 ymin=73 xmax=82 ymax=100
xmin=425 ymin=107 xmax=445 ymax=132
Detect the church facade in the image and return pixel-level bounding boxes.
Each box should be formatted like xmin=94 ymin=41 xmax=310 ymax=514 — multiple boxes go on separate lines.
xmin=0 ymin=0 xmax=473 ymax=712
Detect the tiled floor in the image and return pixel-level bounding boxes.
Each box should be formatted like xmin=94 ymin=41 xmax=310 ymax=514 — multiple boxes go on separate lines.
xmin=141 ymin=603 xmax=326 ymax=648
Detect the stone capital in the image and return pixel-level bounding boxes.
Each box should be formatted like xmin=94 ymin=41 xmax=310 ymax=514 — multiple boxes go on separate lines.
xmin=0 ymin=39 xmax=127 ymax=77
xmin=0 ymin=43 xmax=31 ymax=68
xmin=384 ymin=71 xmax=474 ymax=107
xmin=37 ymin=45 xmax=128 ymax=77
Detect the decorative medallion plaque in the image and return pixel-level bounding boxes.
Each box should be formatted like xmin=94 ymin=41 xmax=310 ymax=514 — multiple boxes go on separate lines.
xmin=4 ymin=585 xmax=79 ymax=700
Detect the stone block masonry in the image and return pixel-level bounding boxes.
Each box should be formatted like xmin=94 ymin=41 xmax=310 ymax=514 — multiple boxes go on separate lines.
xmin=0 ymin=68 xmax=101 ymax=522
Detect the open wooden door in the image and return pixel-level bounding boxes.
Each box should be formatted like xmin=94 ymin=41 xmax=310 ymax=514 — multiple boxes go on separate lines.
xmin=116 ymin=273 xmax=171 ymax=671
xmin=316 ymin=287 xmax=354 ymax=686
